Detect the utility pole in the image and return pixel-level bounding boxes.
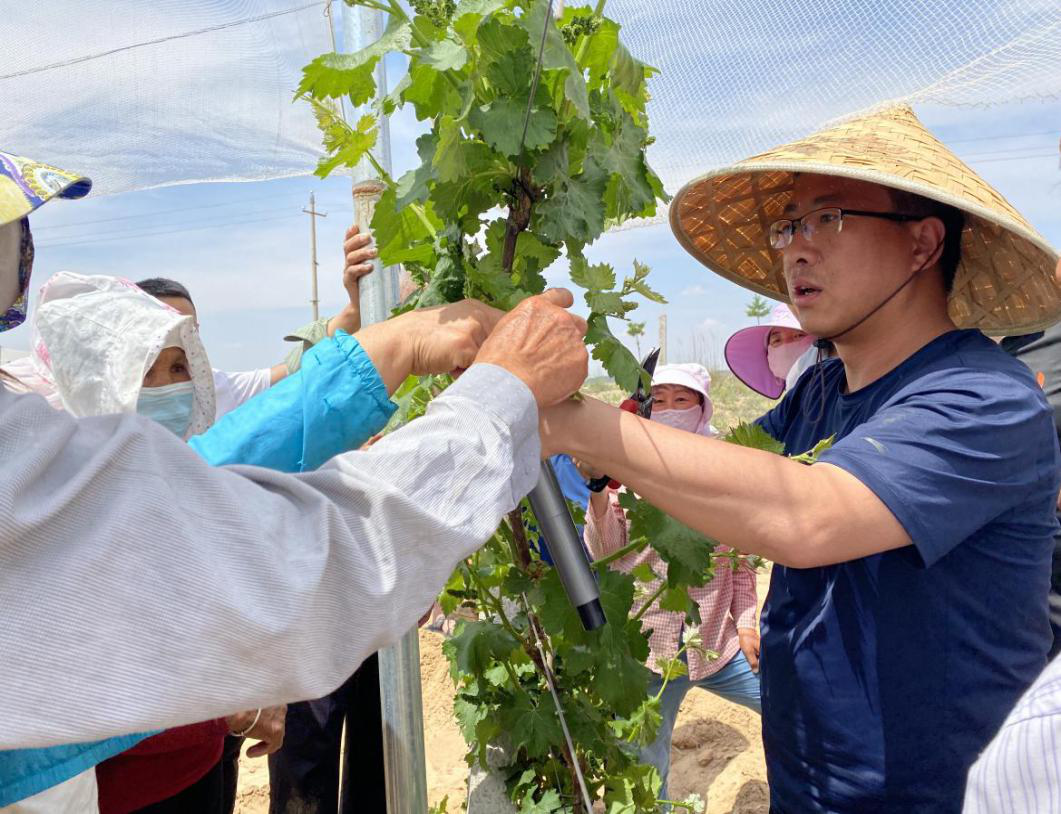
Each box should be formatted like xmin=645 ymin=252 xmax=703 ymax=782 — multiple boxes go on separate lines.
xmin=658 ymin=313 xmax=668 ymax=365
xmin=303 ymin=192 xmax=327 ymax=320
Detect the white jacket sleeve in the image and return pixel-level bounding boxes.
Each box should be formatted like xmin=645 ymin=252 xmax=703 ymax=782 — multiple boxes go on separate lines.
xmin=0 ymin=363 xmax=539 ymax=748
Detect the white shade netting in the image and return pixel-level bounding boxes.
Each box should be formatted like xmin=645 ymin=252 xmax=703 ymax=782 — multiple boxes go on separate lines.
xmin=0 ymin=0 xmax=1058 ymax=198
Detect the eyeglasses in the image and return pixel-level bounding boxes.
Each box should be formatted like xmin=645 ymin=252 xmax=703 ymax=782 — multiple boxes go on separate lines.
xmin=768 ymin=207 xmax=924 ymax=250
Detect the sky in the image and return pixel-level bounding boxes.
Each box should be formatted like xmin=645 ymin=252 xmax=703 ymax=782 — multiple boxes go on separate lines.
xmin=3 ymin=66 xmax=1059 ymax=374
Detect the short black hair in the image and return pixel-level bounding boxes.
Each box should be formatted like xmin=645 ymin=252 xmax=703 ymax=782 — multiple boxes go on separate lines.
xmin=136 ymin=277 xmax=194 ymax=306
xmin=887 ymin=189 xmax=965 ymax=294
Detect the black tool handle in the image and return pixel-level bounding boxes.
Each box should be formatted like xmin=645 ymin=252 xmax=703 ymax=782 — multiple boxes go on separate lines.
xmin=527 ymin=460 xmax=606 ymax=630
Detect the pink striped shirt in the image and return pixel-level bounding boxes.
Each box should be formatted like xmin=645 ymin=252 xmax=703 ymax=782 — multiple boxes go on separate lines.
xmin=584 ymin=488 xmax=758 ymax=681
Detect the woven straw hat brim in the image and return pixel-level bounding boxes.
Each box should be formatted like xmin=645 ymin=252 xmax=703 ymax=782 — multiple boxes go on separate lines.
xmin=670 ymin=106 xmax=1061 ymax=335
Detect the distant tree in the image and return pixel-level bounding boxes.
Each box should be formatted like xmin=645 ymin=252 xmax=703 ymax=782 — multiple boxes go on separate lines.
xmin=626 ymin=320 xmax=646 ymax=357
xmin=746 ymin=294 xmax=771 ymax=324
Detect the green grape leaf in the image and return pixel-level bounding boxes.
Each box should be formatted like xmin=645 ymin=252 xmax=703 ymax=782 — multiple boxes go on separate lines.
xmin=623 ymin=696 xmax=663 ymax=748
xmin=535 ymin=156 xmax=608 ymax=247
xmin=586 ymin=290 xmax=637 ymax=317
xmin=394 ymin=132 xmax=438 ymax=208
xmin=519 ymin=0 xmax=590 ymax=120
xmin=501 ymin=691 xmax=564 ymax=759
xmin=569 ymin=257 xmax=616 ymax=291
xmin=444 ymin=620 xmax=521 ymax=676
xmin=620 ymin=491 xmax=716 ymax=588
xmin=308 ymin=102 xmax=378 ymax=179
xmin=535 ymin=568 xmax=587 ymax=643
xmin=297 ymin=16 xmax=412 ymax=102
xmin=468 ymin=98 xmax=557 ymax=157
xmin=724 ymin=421 xmax=785 ymax=454
xmin=659 ymin=586 xmax=701 ymax=625
xmin=433 ymin=116 xmax=497 ymax=183
xmin=623 ymin=259 xmax=666 ymax=303
xmin=438 ymin=566 xmax=467 ymax=615
xmin=580 ymin=17 xmax=619 ymax=85
xmin=602 ymin=761 xmax=662 ymax=813
xmin=520 ymin=789 xmax=562 ymax=814
xmin=598 ymin=566 xmax=636 ymax=625
xmin=589 ymin=623 xmax=653 ymax=715
xmin=452 ymin=695 xmax=484 ymax=742
xmin=476 ymin=17 xmax=532 ymax=94
xmin=585 ymin=314 xmax=645 ymax=393
xmin=595 ymin=110 xmax=657 ymax=219
xmin=403 ymin=62 xmax=463 ymax=120
xmin=630 ymin=562 xmax=657 ymax=584
xmin=789 ymin=434 xmax=836 ymax=464
xmin=418 ymin=251 xmax=467 ymax=306
xmin=370 ymin=186 xmax=438 ymax=267
xmin=420 ymin=37 xmax=470 ymax=72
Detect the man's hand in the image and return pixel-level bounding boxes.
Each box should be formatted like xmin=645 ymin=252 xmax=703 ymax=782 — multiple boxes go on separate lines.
xmin=737 ymin=628 xmax=760 ymax=673
xmin=476 ymin=289 xmax=588 ymax=408
xmin=226 ymin=704 xmax=287 ymax=758
xmin=354 ymin=298 xmax=504 ymax=394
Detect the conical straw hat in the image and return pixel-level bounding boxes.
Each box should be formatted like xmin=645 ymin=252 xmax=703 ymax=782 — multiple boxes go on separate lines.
xmin=670 ymin=105 xmax=1061 ymax=334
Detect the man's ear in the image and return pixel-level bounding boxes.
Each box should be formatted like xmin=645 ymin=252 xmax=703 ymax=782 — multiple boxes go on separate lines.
xmin=912 ymin=215 xmax=946 ymax=271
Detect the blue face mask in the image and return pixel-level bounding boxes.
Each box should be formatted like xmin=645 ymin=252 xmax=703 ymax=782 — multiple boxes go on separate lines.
xmin=137 ymin=381 xmax=196 ymax=437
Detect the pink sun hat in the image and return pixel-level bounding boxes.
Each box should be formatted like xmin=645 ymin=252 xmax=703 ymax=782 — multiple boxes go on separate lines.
xmin=724 ymin=304 xmax=814 ymax=399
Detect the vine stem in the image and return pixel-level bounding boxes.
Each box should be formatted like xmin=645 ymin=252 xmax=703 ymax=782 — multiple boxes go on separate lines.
xmin=465 ymin=560 xmax=528 ymax=651
xmin=632 ymin=582 xmax=667 ymax=623
xmin=591 ymin=538 xmax=647 ymax=569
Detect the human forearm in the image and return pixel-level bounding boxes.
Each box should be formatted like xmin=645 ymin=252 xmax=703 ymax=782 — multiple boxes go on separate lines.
xmin=328 ymin=301 xmax=362 ymax=337
xmin=549 ymin=398 xmax=910 ymax=567
xmin=0 ymin=365 xmax=538 ymax=747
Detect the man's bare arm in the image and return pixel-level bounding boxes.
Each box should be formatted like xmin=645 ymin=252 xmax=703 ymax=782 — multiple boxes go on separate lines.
xmin=546 ymin=397 xmax=910 ymax=568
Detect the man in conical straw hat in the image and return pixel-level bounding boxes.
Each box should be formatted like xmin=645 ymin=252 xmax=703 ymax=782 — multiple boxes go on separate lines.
xmin=548 ymin=104 xmax=1061 ymax=811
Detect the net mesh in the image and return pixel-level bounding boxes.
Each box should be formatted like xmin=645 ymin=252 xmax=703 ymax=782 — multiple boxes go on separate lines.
xmin=0 ymin=0 xmax=1058 ymax=197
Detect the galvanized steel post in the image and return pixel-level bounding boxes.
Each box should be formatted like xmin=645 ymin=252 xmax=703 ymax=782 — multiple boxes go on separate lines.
xmin=341 ymin=4 xmax=429 ymax=813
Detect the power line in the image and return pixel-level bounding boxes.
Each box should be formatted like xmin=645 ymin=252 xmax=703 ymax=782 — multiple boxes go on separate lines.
xmin=32 ymin=191 xmax=310 ymax=231
xmin=34 ymin=201 xmax=313 ymax=244
xmin=946 ymin=129 xmax=1058 ymax=146
xmin=966 ymin=152 xmax=1056 ymax=165
xmin=35 ymin=212 xmax=303 ymax=250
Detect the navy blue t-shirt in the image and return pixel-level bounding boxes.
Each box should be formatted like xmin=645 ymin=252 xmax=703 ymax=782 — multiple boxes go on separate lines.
xmin=757 ymin=329 xmax=1060 ymax=813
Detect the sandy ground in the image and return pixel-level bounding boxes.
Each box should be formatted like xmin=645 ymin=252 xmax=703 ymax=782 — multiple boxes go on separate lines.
xmin=236 ymin=568 xmax=771 ymax=813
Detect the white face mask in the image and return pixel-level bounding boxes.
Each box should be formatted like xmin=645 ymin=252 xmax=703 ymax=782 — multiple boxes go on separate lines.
xmin=0 ymin=220 xmax=23 ymax=316
xmin=651 ymin=405 xmax=702 ymax=433
xmin=767 ymin=338 xmax=811 ymax=382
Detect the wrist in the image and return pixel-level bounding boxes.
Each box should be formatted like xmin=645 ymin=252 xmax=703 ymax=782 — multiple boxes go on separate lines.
xmin=352 ymin=320 xmax=413 ymax=395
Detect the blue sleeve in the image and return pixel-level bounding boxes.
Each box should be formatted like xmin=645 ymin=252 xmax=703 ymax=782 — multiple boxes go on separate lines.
xmin=550 ymin=454 xmax=590 ymax=509
xmin=0 ymin=734 xmax=149 ymax=806
xmin=819 ymin=370 xmax=1060 ymax=567
xmin=190 ymin=332 xmax=396 ymax=473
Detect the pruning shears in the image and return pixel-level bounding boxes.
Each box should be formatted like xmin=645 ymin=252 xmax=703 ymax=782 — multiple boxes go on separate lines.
xmin=587 ymin=346 xmax=660 ymax=492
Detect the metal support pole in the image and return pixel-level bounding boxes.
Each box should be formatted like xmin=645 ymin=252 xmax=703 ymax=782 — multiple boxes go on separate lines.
xmin=303 ymin=192 xmax=327 ymax=320
xmin=340 ymin=5 xmax=428 ymax=813
xmin=658 ymin=312 xmax=668 ymax=365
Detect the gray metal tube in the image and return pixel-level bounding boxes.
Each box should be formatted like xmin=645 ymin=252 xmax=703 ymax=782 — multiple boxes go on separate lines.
xmin=340 ymin=5 xmax=428 ymax=814
xmin=527 ymin=461 xmax=606 ymax=630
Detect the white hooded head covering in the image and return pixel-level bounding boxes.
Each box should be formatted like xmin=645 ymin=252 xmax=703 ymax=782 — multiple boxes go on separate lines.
xmin=5 ymin=272 xmax=215 ymax=438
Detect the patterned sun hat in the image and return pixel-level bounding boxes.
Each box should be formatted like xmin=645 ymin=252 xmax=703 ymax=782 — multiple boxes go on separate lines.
xmin=669 ymin=105 xmax=1061 ymax=335
xmin=0 ymin=151 xmax=92 ymax=227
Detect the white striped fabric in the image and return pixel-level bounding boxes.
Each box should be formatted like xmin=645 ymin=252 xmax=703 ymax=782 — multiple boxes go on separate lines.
xmin=0 ymin=363 xmax=539 ymax=748
xmin=964 ymin=654 xmax=1061 ymax=813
